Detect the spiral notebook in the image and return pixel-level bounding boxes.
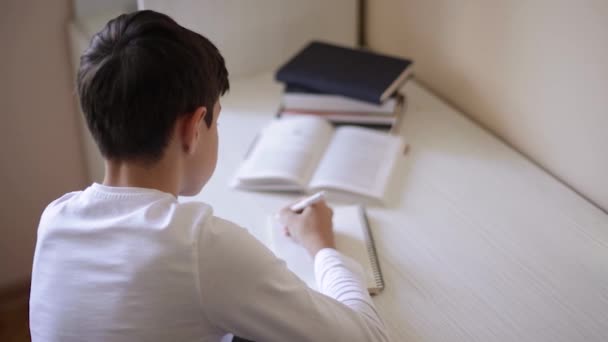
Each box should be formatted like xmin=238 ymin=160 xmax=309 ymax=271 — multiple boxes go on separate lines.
xmin=269 ymin=205 xmax=384 ymax=295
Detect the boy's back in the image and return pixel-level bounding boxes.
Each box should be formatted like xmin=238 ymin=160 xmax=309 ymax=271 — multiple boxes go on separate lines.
xmin=31 ymin=185 xmax=388 ymax=341
xmin=30 ymin=184 xmax=215 ymax=340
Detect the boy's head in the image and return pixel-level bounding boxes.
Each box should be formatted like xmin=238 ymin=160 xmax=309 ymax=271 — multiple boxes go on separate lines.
xmin=77 ymin=10 xmax=229 ymax=195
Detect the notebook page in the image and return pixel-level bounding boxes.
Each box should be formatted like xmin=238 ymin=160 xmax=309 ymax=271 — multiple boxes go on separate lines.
xmin=269 ymin=205 xmax=377 ymax=291
xmin=233 ymin=116 xmax=333 ymax=188
xmin=309 ymin=127 xmax=404 ymax=200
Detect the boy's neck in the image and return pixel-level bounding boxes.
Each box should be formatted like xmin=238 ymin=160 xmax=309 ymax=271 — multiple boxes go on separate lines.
xmin=103 ymin=156 xmax=181 ymax=197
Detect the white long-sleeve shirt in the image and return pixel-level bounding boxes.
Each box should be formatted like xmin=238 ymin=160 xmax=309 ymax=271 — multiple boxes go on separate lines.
xmin=30 ymin=183 xmax=389 ymax=342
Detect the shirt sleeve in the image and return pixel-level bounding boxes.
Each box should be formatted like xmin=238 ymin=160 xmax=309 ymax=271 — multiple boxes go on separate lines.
xmin=196 ymin=217 xmax=390 ymax=342
xmin=314 ymin=248 xmax=385 ymax=327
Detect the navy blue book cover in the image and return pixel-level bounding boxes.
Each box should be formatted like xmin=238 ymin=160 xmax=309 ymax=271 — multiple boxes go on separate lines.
xmin=284 ymin=84 xmax=324 ymax=94
xmin=276 ymin=41 xmax=412 ymax=104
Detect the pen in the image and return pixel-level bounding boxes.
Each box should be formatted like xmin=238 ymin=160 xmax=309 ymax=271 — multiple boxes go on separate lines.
xmin=290 ymin=191 xmax=326 ymax=212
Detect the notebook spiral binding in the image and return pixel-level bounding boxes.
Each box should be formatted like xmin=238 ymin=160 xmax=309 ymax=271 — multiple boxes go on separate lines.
xmin=359 ymin=206 xmax=385 ymax=295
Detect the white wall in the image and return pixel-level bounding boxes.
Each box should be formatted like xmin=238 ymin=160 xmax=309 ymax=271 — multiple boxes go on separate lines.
xmin=0 ymin=0 xmax=87 ymax=288
xmin=73 ymin=0 xmax=136 ymax=18
xmin=367 ymin=0 xmax=608 ymax=211
xmin=140 ymin=0 xmax=359 ymax=78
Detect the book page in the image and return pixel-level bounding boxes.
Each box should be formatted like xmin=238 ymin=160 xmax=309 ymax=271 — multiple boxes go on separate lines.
xmin=309 ymin=127 xmax=404 ymax=200
xmin=234 ymin=116 xmax=333 ymax=188
xmin=283 ymin=92 xmax=397 ymax=113
xmin=269 ymin=205 xmax=378 ymax=292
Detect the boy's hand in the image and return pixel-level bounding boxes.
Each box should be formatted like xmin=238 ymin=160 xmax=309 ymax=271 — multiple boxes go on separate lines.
xmin=279 ymin=200 xmax=335 ymax=257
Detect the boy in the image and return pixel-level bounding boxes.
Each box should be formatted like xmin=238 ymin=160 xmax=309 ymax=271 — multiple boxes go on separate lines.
xmin=30 ymin=10 xmax=389 ymax=342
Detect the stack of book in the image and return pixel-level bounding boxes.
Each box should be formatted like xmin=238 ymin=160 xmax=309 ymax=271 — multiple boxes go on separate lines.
xmin=275 ymin=41 xmax=413 ymax=130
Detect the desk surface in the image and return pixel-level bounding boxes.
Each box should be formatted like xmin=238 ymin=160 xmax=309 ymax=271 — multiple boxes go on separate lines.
xmin=189 ymin=73 xmax=608 ymax=342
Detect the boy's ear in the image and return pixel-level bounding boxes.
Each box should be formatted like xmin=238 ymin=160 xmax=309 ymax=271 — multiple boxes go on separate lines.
xmin=182 ymin=106 xmax=207 ymax=154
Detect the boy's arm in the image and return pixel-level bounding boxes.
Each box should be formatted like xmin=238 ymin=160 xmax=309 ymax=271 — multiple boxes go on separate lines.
xmin=196 ymin=217 xmax=390 ymax=342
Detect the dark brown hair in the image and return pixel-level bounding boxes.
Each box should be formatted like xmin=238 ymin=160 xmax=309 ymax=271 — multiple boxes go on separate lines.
xmin=77 ymin=10 xmax=229 ymax=162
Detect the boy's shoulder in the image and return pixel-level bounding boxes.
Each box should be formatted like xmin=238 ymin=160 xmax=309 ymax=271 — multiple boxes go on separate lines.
xmin=39 ymin=186 xmax=215 ymax=229
xmin=37 ymin=186 xmax=254 ymax=249
xmin=197 ymin=214 xmax=270 ymax=261
xmin=49 ymin=190 xmax=82 ymax=206
xmin=40 ymin=190 xmax=83 ymax=219
xmin=187 ymin=206 xmax=267 ymax=257
xmin=200 ymin=214 xmax=250 ymax=238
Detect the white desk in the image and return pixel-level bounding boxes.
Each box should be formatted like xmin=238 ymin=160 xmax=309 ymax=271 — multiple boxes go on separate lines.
xmin=188 ymin=73 xmax=608 ymax=342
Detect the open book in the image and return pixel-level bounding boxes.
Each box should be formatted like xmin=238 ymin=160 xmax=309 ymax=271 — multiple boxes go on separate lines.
xmin=231 ymin=116 xmax=404 ymax=200
xmin=269 ymin=205 xmax=384 ymax=294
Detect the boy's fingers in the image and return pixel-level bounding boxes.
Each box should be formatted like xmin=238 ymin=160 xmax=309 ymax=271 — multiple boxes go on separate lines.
xmin=278 ymin=207 xmax=297 ymax=225
xmin=309 ymin=199 xmax=328 ymax=212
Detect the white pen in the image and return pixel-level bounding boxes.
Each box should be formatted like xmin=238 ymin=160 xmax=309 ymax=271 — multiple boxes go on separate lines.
xmin=289 ymin=191 xmax=326 ymax=212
